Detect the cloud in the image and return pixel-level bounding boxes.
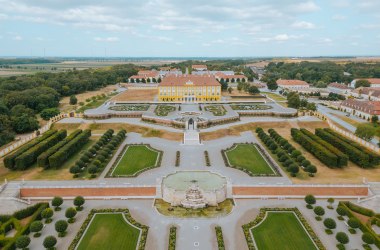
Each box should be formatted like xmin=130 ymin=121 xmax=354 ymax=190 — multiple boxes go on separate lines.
xmin=12 ymin=35 xmax=22 ymax=41
xmin=292 ymin=21 xmax=315 ymax=29
xmin=332 ymin=14 xmax=346 ymax=20
xmin=94 ymin=37 xmax=119 ymax=42
xmin=331 ymin=0 xmax=351 ymax=8
xmin=152 ymin=24 xmax=177 ymax=31
xmin=258 ymin=34 xmax=302 ymax=42
xmin=157 ymin=36 xmax=172 ymax=41
xmin=291 ymin=1 xmax=320 ymax=12
xmin=202 ymin=43 xmax=211 ymax=47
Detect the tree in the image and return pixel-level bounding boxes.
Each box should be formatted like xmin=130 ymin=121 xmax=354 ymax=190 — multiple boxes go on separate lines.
xmin=371 ymin=115 xmax=379 ymax=124
xmin=41 ymin=208 xmax=54 ymax=223
xmin=314 ymin=206 xmax=325 ymax=217
xmin=220 ymin=80 xmax=228 ymax=91
xmin=74 ymin=196 xmax=85 ymax=211
xmin=15 ymin=235 xmax=30 ymax=250
xmin=51 ymin=196 xmax=63 ymax=211
xmin=248 ymin=86 xmax=260 ymax=95
xmin=65 ymin=207 xmax=77 ymax=223
xmin=362 ymin=232 xmax=375 ymax=246
xmin=336 ymin=232 xmax=349 ymax=245
xmin=69 ymin=95 xmax=78 ymax=105
xmin=266 ymin=78 xmax=278 ymax=91
xmin=306 ymin=165 xmax=317 ymax=176
xmin=347 ymin=217 xmax=360 ymax=229
xmin=289 ymin=165 xmax=299 ymax=176
xmin=12 ymin=114 xmax=39 ymax=133
xmin=287 ymin=92 xmax=301 ymax=109
xmin=30 ymin=220 xmax=44 ymax=237
xmin=228 ymin=87 xmax=233 ymax=94
xmin=43 ymin=235 xmax=57 ymax=250
xmin=40 ymin=108 xmax=60 ymax=120
xmin=306 ymin=102 xmax=317 ymax=111
xmin=55 ymin=220 xmax=68 ymax=237
xmin=323 ymin=218 xmax=337 ymax=229
xmin=355 ymin=79 xmax=370 ymax=88
xmin=304 ymin=194 xmax=316 ymax=205
xmin=355 ymin=124 xmax=376 ymax=141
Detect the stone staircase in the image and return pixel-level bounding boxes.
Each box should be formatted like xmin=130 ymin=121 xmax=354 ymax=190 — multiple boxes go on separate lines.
xmin=0 ymin=181 xmax=30 ymax=214
xmin=183 ymin=131 xmax=201 ymax=145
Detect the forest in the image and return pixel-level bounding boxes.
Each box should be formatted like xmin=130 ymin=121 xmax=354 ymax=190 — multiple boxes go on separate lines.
xmin=0 ymin=64 xmax=139 ymax=147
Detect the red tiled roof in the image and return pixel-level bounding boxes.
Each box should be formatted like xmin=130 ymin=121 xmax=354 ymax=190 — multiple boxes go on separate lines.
xmin=276 ymin=79 xmax=309 ymax=86
xmin=215 ymin=72 xmax=247 ymax=79
xmin=159 ymin=75 xmax=220 ymax=87
xmin=328 ymin=82 xmax=350 ymax=89
xmin=192 ymin=64 xmax=207 ymax=70
xmin=341 ymin=99 xmax=380 ymax=115
xmin=356 ymin=78 xmax=380 ymax=85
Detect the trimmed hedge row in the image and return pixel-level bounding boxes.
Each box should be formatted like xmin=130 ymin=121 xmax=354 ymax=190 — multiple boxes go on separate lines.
xmin=14 ymin=130 xmax=67 ymax=170
xmin=299 ymin=129 xmax=348 ymax=167
xmin=4 ymin=130 xmax=57 ymax=170
xmin=0 ymin=203 xmax=49 ymax=250
xmin=37 ymin=129 xmax=82 ymax=169
xmin=338 ymin=201 xmax=380 ymax=249
xmin=291 ymin=128 xmax=339 ymax=168
xmin=68 ymin=209 xmax=149 ymax=250
xmin=324 ymin=128 xmax=380 ymax=166
xmin=49 ymin=129 xmax=91 ymax=168
xmin=168 ymin=226 xmax=177 ymax=250
xmin=242 ymin=207 xmax=326 ymax=250
xmin=315 ymin=128 xmax=372 ymax=168
xmin=215 ymin=226 xmax=225 ymax=250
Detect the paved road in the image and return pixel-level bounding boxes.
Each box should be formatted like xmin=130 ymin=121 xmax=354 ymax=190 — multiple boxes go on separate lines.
xmin=317 ymin=104 xmax=379 ymax=145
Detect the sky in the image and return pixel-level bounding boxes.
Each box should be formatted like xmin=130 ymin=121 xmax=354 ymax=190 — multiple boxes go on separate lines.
xmin=0 ymin=0 xmax=379 ymax=57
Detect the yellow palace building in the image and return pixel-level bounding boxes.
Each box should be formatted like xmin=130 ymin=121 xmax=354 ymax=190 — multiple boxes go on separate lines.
xmin=158 ymin=75 xmax=221 ymax=102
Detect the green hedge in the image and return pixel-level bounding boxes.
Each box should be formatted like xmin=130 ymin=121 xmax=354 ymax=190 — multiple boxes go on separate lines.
xmin=168 ymin=226 xmax=177 ymax=250
xmin=4 ymin=130 xmax=57 ymax=170
xmin=14 ymin=130 xmax=67 ymax=170
xmin=37 ymin=129 xmax=82 ymax=169
xmin=215 ymin=226 xmax=225 ymax=250
xmin=48 ymin=129 xmax=91 ymax=168
xmin=291 ymin=128 xmax=339 ymax=168
xmin=315 ymin=128 xmax=371 ymax=168
xmin=338 ymin=201 xmax=380 ymax=249
xmin=300 ymin=129 xmax=348 ymax=167
xmin=324 ymin=128 xmax=380 ymax=166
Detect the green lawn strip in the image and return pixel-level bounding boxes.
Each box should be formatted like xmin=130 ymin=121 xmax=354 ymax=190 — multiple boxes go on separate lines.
xmin=243 ymin=208 xmax=325 ymax=250
xmin=70 ymin=209 xmax=149 ymax=250
xmin=76 ymin=213 xmax=141 ymax=250
xmin=76 ymin=93 xmax=117 ymax=113
xmin=111 ymin=144 xmax=161 ymax=177
xmin=262 ymin=92 xmax=287 ymax=101
xmin=154 ymin=199 xmax=234 ymax=218
xmin=224 ymin=144 xmax=275 ymax=175
xmin=251 ymin=212 xmax=317 ymax=250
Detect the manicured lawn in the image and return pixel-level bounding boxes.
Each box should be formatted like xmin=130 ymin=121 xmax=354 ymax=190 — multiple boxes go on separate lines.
xmin=112 ymin=145 xmax=160 ymax=176
xmin=263 ymin=92 xmax=287 ymax=101
xmin=225 ymin=144 xmax=274 ymax=174
xmin=251 ymin=212 xmax=317 ymax=250
xmin=77 ymin=213 xmax=141 ymax=250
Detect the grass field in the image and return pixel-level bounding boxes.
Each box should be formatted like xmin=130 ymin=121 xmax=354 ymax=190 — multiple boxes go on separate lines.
xmin=111 ymin=145 xmax=160 ymax=176
xmin=251 ymin=212 xmax=317 ymax=250
xmin=77 ymin=213 xmax=141 ymax=250
xmin=225 ymin=144 xmax=274 ymax=175
xmin=262 ymin=92 xmax=287 ymax=101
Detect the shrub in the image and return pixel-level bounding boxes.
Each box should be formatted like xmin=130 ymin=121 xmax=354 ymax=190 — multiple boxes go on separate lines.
xmin=306 ymin=165 xmax=317 ymax=176
xmin=305 ymin=194 xmax=316 ymax=205
xmin=336 ymin=232 xmax=349 ymax=245
xmin=314 ymin=206 xmax=325 ymax=216
xmin=324 ymin=218 xmax=337 ymax=229
xmin=362 ymin=232 xmax=375 ymax=245
xmin=41 ymin=208 xmax=54 ymax=223
xmin=43 ymin=235 xmax=57 ymax=250
xmin=55 ymin=220 xmax=68 ymax=237
xmin=70 ymin=165 xmax=81 ymax=174
xmin=65 ymin=207 xmax=77 ymax=223
xmin=74 ymin=196 xmax=85 ymax=211
xmin=336 ymin=206 xmax=347 ymax=217
xmin=30 ymin=220 xmax=44 ymax=237
xmin=15 ymin=235 xmax=30 ymax=250
xmin=88 ymin=165 xmax=98 ymax=174
xmin=347 ymin=218 xmax=360 ymax=229
xmin=51 ymin=196 xmax=63 ymax=211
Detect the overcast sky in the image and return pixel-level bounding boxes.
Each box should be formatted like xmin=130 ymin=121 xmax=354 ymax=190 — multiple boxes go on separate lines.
xmin=0 ymin=0 xmax=379 ymax=57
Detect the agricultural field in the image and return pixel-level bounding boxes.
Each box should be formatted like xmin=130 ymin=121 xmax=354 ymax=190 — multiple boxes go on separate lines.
xmin=110 ymin=145 xmax=161 ymax=177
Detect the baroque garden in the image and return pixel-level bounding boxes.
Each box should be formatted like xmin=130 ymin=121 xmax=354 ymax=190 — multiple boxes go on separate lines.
xmin=1 ymin=66 xmax=380 ymax=250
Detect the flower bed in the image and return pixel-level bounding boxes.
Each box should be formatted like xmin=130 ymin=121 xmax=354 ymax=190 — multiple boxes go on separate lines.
xmin=230 ymin=104 xmax=272 ymax=110
xmin=154 ymin=105 xmax=176 ymax=116
xmin=68 ymin=208 xmax=148 ymax=250
xmin=204 ymin=105 xmax=227 ymax=116
xmin=109 ymin=104 xmax=150 ymax=111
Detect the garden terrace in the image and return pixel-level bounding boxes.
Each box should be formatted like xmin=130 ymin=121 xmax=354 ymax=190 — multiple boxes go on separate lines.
xmin=230 ymin=103 xmax=272 ymax=110
xmin=204 ymin=105 xmax=227 ymax=116
xmin=108 ymin=104 xmax=150 ymax=111
xmin=107 ymin=144 xmax=162 ymax=177
xmin=154 ymin=105 xmax=176 ymax=116
xmin=70 ymin=209 xmax=148 ymax=250
xmin=222 ymin=143 xmax=280 ymax=176
xmin=243 ymin=208 xmax=325 ymax=250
